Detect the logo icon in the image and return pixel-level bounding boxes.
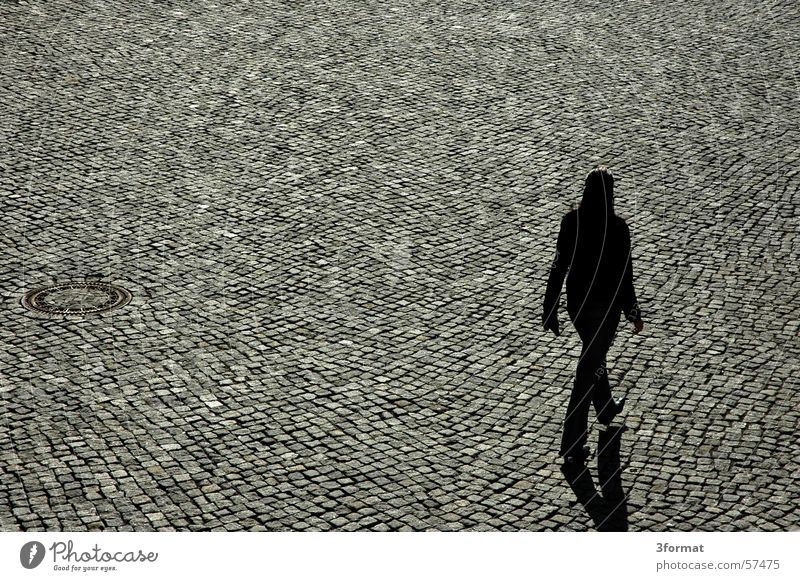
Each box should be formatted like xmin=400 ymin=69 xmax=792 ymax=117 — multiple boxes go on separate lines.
xmin=20 ymin=541 xmax=46 ymax=569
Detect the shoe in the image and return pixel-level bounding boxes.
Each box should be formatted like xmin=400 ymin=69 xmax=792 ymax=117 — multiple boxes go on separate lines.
xmin=598 ymin=396 xmax=626 ymax=426
xmin=562 ymin=445 xmax=591 ymax=465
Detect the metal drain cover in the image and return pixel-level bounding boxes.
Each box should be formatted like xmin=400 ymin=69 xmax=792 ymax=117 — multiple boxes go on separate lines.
xmin=22 ymin=282 xmax=132 ymax=316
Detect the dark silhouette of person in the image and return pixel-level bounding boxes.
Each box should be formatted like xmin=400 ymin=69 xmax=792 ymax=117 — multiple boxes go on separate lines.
xmin=543 ymin=166 xmax=644 ymax=464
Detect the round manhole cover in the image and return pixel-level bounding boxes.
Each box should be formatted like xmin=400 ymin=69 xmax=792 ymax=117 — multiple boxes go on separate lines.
xmin=22 ymin=282 xmax=132 ymax=316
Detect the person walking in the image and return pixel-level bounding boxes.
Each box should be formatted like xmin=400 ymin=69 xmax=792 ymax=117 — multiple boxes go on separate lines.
xmin=543 ymin=166 xmax=644 ymax=464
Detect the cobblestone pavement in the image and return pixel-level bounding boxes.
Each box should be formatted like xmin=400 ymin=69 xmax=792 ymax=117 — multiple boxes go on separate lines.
xmin=1 ymin=0 xmax=798 ymax=531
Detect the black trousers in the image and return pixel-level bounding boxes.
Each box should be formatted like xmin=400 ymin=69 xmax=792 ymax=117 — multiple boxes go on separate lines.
xmin=560 ymin=304 xmax=621 ymax=457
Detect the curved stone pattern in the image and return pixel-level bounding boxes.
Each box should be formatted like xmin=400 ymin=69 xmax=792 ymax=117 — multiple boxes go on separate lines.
xmin=0 ymin=1 xmax=798 ymax=532
xmin=22 ymin=283 xmax=132 ymax=316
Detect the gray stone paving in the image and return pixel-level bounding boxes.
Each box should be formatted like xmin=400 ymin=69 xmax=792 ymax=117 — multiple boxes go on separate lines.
xmin=1 ymin=0 xmax=798 ymax=531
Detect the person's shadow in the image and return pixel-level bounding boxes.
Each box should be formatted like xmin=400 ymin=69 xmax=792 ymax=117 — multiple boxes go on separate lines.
xmin=560 ymin=426 xmax=628 ymax=531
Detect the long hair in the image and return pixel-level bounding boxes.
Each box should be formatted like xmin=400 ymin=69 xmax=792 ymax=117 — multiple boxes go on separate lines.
xmin=580 ymin=165 xmax=614 ymax=216
xmin=578 ymin=165 xmax=616 ymax=233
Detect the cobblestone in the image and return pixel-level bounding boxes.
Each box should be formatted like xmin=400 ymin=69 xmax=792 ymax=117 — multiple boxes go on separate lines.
xmin=1 ymin=0 xmax=798 ymax=531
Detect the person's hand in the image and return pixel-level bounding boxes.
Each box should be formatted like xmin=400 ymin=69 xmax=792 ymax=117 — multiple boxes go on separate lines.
xmin=543 ymin=316 xmax=560 ymax=337
xmin=633 ymin=320 xmax=644 ymax=334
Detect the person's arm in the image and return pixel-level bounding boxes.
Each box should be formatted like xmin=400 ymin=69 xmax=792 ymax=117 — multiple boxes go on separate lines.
xmin=543 ymin=214 xmax=573 ymax=335
xmin=619 ymin=221 xmax=643 ymax=326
